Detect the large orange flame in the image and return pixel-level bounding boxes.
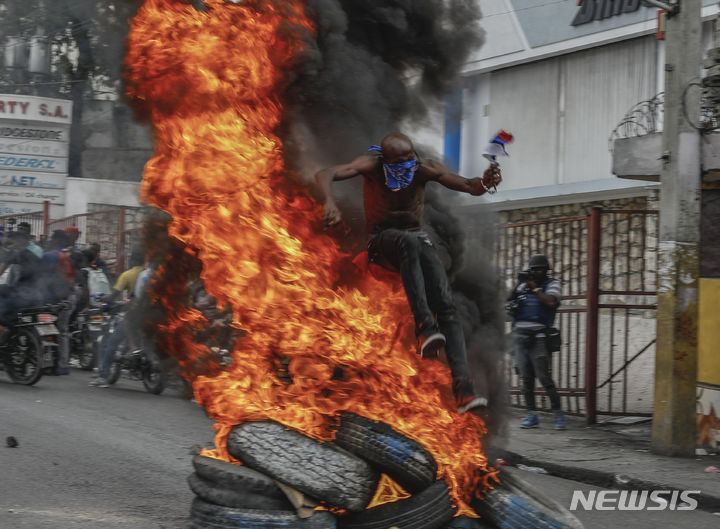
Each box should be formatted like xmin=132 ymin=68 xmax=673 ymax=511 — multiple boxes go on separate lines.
xmin=125 ymin=0 xmax=495 ymax=514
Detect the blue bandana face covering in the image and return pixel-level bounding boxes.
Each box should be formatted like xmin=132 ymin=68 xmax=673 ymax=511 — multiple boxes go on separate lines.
xmin=368 ymin=145 xmax=417 ymax=191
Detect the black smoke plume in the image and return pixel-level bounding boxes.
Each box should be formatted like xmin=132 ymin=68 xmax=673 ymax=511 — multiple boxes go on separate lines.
xmin=281 ymin=0 xmax=485 ymax=165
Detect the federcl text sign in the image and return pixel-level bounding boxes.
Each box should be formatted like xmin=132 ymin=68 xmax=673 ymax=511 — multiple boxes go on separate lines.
xmin=570 ymin=490 xmax=701 ymax=511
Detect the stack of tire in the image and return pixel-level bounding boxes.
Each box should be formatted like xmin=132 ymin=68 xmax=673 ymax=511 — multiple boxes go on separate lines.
xmin=187 ymin=413 xmax=582 ymax=529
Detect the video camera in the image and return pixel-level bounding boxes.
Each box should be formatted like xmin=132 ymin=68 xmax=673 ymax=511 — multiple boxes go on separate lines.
xmin=517 ymin=269 xmax=537 ymax=283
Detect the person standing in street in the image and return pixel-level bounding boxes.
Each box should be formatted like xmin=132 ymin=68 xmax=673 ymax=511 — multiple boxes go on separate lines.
xmin=507 ymin=254 xmax=565 ymax=429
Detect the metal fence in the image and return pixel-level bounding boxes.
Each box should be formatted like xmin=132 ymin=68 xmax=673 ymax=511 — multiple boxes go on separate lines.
xmin=0 ymin=201 xmax=142 ymax=279
xmin=0 ymin=202 xmax=49 ymax=240
xmin=498 ymin=207 xmax=659 ymax=422
xmin=47 ymin=208 xmax=144 ymax=278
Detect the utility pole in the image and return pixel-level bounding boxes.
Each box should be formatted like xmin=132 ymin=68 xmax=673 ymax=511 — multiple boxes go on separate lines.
xmin=651 ymin=0 xmax=702 ymax=457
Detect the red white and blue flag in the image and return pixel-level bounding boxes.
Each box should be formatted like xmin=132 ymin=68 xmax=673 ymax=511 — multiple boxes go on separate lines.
xmin=482 ymin=130 xmax=513 ymax=162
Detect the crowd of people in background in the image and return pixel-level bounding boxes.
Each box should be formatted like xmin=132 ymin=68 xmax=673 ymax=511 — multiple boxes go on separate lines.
xmin=0 ymin=223 xmax=146 ymax=377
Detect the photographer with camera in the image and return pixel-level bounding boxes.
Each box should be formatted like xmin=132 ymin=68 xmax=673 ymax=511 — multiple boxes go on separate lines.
xmin=506 ymin=254 xmax=565 ymax=430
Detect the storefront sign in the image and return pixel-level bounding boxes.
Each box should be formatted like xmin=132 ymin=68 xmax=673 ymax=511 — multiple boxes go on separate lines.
xmin=0 ymin=201 xmax=62 ymax=216
xmin=0 ymin=170 xmax=66 ymax=188
xmin=0 ymin=124 xmax=69 ymax=142
xmin=0 ymin=94 xmax=71 ymax=212
xmin=0 ymin=95 xmax=71 ymax=124
xmin=0 ymin=154 xmax=67 ymax=173
xmin=0 ymin=185 xmax=64 ymax=204
xmin=0 ymin=138 xmax=69 ymax=157
xmin=572 ymin=0 xmax=642 ymax=26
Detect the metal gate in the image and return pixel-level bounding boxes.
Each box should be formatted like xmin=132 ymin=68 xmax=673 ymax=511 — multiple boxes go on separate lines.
xmin=498 ymin=207 xmax=659 ymax=422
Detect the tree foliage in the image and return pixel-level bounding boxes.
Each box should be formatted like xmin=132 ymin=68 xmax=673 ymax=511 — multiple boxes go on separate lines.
xmin=0 ymin=0 xmax=140 ymax=97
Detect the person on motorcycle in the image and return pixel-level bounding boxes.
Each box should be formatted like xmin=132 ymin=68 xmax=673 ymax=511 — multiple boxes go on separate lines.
xmin=0 ymin=231 xmax=44 ymax=323
xmin=314 ymin=132 xmax=502 ymax=415
xmin=41 ymin=230 xmax=78 ymax=375
xmin=89 ymin=250 xmax=145 ymax=388
xmin=16 ymin=222 xmax=43 ymax=258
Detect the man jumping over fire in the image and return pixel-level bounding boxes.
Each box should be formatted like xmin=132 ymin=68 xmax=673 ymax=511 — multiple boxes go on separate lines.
xmin=315 ymin=132 xmax=502 ymax=415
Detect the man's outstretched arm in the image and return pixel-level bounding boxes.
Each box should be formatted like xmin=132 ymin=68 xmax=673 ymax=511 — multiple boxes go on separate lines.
xmin=314 ymin=155 xmax=375 ymax=226
xmin=426 ymin=159 xmax=502 ymax=196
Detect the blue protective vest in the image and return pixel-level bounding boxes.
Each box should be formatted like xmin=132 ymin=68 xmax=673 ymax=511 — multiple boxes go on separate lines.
xmin=514 ymin=279 xmax=558 ymax=327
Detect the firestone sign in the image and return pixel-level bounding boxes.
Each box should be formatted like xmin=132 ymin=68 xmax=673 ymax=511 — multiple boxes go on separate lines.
xmin=572 ymin=0 xmax=642 ymax=26
xmin=0 ymin=94 xmax=71 ymax=215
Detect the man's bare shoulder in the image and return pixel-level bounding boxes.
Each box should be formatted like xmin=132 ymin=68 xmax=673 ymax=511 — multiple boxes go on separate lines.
xmin=417 ymin=158 xmax=447 ymax=180
xmin=351 ymin=153 xmax=380 ymax=174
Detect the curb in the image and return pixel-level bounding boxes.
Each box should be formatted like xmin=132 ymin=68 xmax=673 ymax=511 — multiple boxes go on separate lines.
xmin=491 ymin=448 xmax=720 ymax=513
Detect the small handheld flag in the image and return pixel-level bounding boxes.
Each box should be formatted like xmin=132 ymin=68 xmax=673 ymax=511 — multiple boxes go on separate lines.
xmin=482 ymin=130 xmax=513 ymax=163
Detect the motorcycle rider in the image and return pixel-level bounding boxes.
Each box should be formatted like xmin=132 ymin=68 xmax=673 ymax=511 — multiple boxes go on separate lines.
xmin=89 ymin=250 xmax=145 ymax=387
xmin=0 ymin=231 xmax=44 ymax=323
xmin=42 ymin=230 xmax=78 ymax=375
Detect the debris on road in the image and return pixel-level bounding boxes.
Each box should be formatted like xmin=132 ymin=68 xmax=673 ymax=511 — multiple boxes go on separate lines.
xmin=516 ymin=464 xmax=548 ymax=474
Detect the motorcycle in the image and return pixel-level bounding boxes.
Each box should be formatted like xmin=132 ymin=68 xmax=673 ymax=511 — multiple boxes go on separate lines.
xmin=0 ymin=304 xmax=61 ymax=385
xmin=70 ymin=303 xmax=112 ymax=370
xmin=101 ymin=307 xmax=167 ymax=395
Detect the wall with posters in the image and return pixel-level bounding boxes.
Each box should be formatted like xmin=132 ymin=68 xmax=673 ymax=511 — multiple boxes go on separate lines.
xmin=0 ymin=94 xmax=71 ymax=217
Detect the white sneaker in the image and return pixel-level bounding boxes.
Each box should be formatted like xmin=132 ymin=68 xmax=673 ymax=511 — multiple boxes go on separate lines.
xmin=418 ymin=332 xmax=446 ymax=359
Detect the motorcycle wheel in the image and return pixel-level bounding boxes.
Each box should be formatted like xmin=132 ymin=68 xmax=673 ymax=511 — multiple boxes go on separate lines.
xmin=3 ymin=328 xmax=43 ymax=385
xmin=142 ymin=360 xmax=167 ymax=395
xmin=77 ymin=330 xmax=97 ymax=370
xmin=106 ymin=358 xmax=122 ymax=385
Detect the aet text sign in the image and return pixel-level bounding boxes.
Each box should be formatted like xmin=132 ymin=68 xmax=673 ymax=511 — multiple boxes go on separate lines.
xmin=0 ymin=170 xmax=66 ymax=189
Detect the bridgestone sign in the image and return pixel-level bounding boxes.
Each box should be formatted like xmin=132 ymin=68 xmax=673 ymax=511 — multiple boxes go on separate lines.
xmin=0 ymin=94 xmax=72 ymax=215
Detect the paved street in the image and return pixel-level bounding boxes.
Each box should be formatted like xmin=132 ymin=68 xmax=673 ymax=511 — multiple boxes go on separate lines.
xmin=2 ymin=368 xmax=719 ymax=529
xmin=0 ymin=368 xmax=214 ymax=528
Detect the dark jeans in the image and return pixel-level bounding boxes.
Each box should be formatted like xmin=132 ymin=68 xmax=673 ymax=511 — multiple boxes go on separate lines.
xmin=56 ymin=295 xmax=77 ymax=371
xmin=368 ymin=229 xmax=475 ymax=398
xmin=513 ymin=330 xmax=561 ymax=411
xmin=100 ymin=324 xmax=126 ymax=379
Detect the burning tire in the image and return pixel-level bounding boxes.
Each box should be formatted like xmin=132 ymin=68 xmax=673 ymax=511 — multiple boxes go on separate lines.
xmin=192 ymin=455 xmax=288 ymax=500
xmin=227 ymin=421 xmax=379 ymax=512
xmin=187 ymin=472 xmax=293 ymax=510
xmin=470 ymin=469 xmax=584 ymax=529
xmin=334 ymin=412 xmax=438 ymax=493
xmin=189 ymin=497 xmax=337 ymax=529
xmin=337 ymin=480 xmax=454 ymax=529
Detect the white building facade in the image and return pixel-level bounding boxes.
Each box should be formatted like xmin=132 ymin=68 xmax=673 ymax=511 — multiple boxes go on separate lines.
xmin=441 ymin=1 xmax=720 ymax=423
